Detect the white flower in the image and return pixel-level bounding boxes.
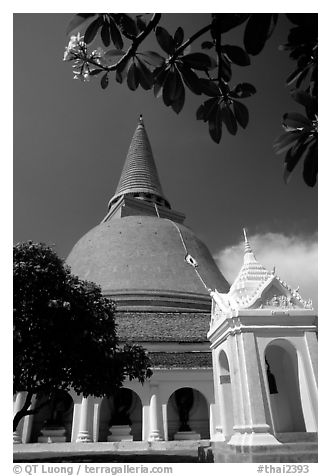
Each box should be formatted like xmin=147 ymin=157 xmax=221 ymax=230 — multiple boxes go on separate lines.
xmin=91 ymin=47 xmax=106 ymax=66
xmin=63 ymin=32 xmax=86 ymax=62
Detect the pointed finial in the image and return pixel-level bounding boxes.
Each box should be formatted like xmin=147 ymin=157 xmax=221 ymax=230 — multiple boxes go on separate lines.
xmin=243 ymin=228 xmax=252 ymax=254
xmin=139 ymin=114 xmax=144 ymax=126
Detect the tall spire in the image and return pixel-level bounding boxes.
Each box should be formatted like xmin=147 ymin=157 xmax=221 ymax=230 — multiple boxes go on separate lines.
xmin=229 ymin=229 xmax=272 ymax=304
xmin=243 ymin=228 xmax=256 ymax=264
xmin=108 ymin=116 xmax=170 ymax=210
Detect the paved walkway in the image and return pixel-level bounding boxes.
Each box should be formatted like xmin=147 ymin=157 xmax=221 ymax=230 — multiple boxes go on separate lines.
xmin=13 ymin=440 xmax=211 ymax=462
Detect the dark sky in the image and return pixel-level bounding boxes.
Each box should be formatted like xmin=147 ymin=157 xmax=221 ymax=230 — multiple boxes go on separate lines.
xmin=14 ymin=13 xmax=317 ymax=263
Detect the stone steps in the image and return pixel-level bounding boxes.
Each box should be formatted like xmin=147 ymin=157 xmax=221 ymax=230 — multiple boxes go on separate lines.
xmin=203 ymin=439 xmax=318 ymax=463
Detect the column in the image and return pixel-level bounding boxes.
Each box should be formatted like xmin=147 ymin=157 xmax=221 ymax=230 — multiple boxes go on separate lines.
xmin=211 ymin=349 xmax=226 ymax=441
xmin=226 ymin=333 xmax=247 ymax=444
xmin=13 ymin=392 xmax=26 ymax=444
xmin=162 ymin=403 xmax=168 ymax=441
xmin=76 ymin=396 xmax=93 ymax=442
xmin=228 ymin=332 xmax=280 ymax=446
xmin=93 ymin=398 xmax=102 ymax=442
xmin=148 ymin=389 xmax=163 ymax=441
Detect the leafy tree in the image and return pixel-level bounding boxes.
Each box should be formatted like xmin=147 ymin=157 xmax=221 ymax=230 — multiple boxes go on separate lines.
xmin=63 ymin=13 xmax=317 ymax=187
xmin=13 ymin=241 xmax=152 ymax=431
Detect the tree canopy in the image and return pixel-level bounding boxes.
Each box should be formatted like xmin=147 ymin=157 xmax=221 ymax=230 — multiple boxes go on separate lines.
xmin=63 ymin=13 xmax=317 ymax=187
xmin=13 ymin=241 xmax=152 ymax=430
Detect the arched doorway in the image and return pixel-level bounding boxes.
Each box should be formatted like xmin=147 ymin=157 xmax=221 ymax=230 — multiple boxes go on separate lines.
xmin=98 ymin=388 xmax=142 ymax=441
xmin=265 ymin=341 xmax=306 ymax=433
xmin=219 ymin=350 xmax=234 ymax=437
xmin=167 ymin=387 xmax=209 ymax=440
xmin=30 ymin=390 xmax=74 ymax=442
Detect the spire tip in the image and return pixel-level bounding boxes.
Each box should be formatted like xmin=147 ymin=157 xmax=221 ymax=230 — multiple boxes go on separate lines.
xmin=243 ymin=228 xmax=252 ymax=254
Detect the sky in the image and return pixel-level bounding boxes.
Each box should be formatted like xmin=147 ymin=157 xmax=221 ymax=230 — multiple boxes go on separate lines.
xmin=13 ymin=12 xmax=318 ymax=307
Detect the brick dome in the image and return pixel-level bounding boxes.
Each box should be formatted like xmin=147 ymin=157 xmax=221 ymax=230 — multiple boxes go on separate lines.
xmin=66 ymin=117 xmax=229 ymax=311
xmin=66 ymin=215 xmax=229 ymax=311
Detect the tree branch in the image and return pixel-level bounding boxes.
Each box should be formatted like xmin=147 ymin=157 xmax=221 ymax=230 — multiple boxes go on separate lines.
xmin=85 ymin=13 xmax=162 ymax=74
xmin=172 ymin=24 xmax=212 ymax=59
xmin=13 ymin=390 xmax=34 ymax=432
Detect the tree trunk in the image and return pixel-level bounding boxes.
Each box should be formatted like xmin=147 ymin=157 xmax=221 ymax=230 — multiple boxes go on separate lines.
xmin=13 ymin=391 xmax=33 ymax=432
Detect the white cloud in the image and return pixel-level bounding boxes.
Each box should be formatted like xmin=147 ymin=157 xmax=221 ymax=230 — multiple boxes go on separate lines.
xmin=214 ymin=232 xmax=318 ymax=309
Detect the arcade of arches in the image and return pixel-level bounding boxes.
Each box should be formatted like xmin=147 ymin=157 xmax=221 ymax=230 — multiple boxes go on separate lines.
xmin=14 ymin=381 xmax=212 ymax=443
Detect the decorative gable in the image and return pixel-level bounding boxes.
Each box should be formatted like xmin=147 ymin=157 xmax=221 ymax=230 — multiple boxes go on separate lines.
xmin=209 ymin=230 xmax=313 ymax=329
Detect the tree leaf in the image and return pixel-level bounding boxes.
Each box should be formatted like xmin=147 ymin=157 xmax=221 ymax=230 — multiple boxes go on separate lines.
xmin=84 ymin=16 xmax=103 ymax=45
xmin=171 ymin=78 xmax=185 ymax=114
xmin=100 ymin=73 xmax=109 ymax=89
xmin=244 ymin=14 xmax=273 ymax=55
xmin=303 ymin=141 xmax=318 ymax=187
xmin=233 ymin=100 xmax=249 ymax=128
xmin=268 ymin=14 xmax=279 ymax=39
xmin=217 ymin=13 xmax=250 ymax=33
xmin=182 ymin=53 xmax=217 ymax=71
xmin=208 ymin=104 xmax=222 ymax=143
xmin=201 ymin=41 xmax=214 ymax=49
xmin=196 ymin=98 xmax=219 ymax=122
xmin=283 ymin=112 xmax=312 ymax=129
xmin=286 ymin=67 xmax=305 ymax=86
xmin=220 ymin=54 xmax=232 ymax=82
xmin=138 ymin=51 xmax=165 ymax=67
xmin=291 ymin=90 xmax=317 ymax=119
xmin=109 ymin=18 xmax=124 ymax=50
xmin=136 ymin=58 xmax=154 ymax=90
xmin=196 ymin=104 xmax=205 ymax=120
xmin=115 ymin=58 xmax=130 ymax=84
xmin=101 ymin=23 xmax=111 ymax=47
xmin=231 ymin=83 xmax=256 ymax=98
xmin=283 ymin=142 xmax=306 ymax=184
xmin=127 ymin=62 xmax=139 ymax=91
xmin=199 ymin=78 xmax=219 ymax=97
xmin=177 ymin=63 xmax=201 ymax=95
xmin=274 ymin=131 xmax=303 ymax=155
xmin=153 ymin=67 xmax=168 ymax=98
xmin=104 ymin=49 xmax=126 ymax=60
xmin=222 ymin=45 xmax=250 ymax=66
xmin=222 ymin=104 xmax=238 ymax=135
xmin=66 ymin=14 xmax=96 ymax=36
xmin=174 ymin=27 xmax=184 ymax=47
xmin=114 ymin=14 xmax=138 ymax=37
xmin=136 ymin=15 xmax=146 ymax=33
xmin=286 ymin=13 xmax=317 ymax=28
xmin=163 ymin=69 xmax=181 ymax=106
xmin=155 ymin=26 xmax=175 ymax=55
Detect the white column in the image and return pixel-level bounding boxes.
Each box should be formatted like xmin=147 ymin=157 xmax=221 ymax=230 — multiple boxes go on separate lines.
xmin=13 ymin=392 xmax=26 ymax=444
xmin=211 ymin=349 xmax=226 ymax=441
xmin=142 ymin=404 xmax=150 ymax=441
xmin=93 ymin=399 xmax=102 ymax=442
xmin=76 ymin=396 xmax=93 ymax=442
xmin=228 ymin=332 xmax=280 ymax=446
xmin=162 ymin=403 xmax=168 ymax=441
xmin=148 ymin=390 xmax=163 ymax=441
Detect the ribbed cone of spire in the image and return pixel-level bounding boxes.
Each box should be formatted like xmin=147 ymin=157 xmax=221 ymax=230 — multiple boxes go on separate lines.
xmin=108 ymin=116 xmax=169 ymax=209
xmin=229 ymin=229 xmax=272 ymax=302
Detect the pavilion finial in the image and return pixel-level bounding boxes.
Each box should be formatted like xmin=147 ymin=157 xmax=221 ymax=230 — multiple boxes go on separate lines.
xmin=139 ymin=114 xmax=144 ymax=125
xmin=243 ymin=228 xmax=253 ymax=254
